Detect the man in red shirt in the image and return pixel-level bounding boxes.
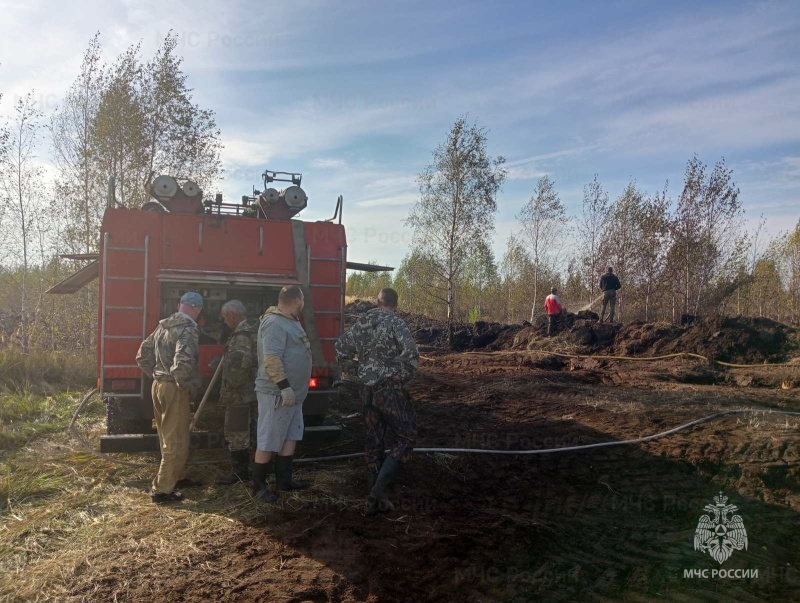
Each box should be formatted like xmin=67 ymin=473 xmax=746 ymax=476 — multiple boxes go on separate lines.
xmin=544 ymin=287 xmax=564 ymax=337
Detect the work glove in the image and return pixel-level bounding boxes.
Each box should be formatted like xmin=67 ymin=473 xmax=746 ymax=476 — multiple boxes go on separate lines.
xmin=279 ymin=387 xmax=296 ymax=407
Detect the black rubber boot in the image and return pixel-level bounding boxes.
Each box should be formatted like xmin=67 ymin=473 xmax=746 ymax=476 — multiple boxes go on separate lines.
xmin=366 ymin=456 xmax=383 ymax=494
xmin=367 ymin=456 xmax=401 ymax=515
xmin=367 ymin=471 xmax=379 ymax=492
xmin=251 ymin=461 xmax=277 ymax=502
xmin=216 ymin=449 xmax=250 ymax=485
xmin=275 ymin=455 xmax=310 ymax=491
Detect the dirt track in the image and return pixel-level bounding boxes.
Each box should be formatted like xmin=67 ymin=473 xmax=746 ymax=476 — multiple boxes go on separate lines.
xmin=62 ymin=353 xmax=800 ymax=602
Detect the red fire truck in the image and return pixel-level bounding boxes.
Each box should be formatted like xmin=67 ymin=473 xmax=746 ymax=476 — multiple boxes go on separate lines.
xmin=49 ymin=171 xmax=389 ymax=452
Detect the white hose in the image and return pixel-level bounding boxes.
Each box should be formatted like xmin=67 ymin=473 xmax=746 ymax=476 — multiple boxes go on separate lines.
xmin=70 ymin=389 xmax=800 ymax=467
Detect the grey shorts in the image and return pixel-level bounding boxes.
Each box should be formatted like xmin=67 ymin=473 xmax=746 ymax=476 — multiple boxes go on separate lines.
xmin=256 ymin=392 xmax=304 ymax=452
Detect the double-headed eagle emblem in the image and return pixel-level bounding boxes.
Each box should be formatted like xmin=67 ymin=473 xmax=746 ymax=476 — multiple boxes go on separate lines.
xmin=694 ymin=492 xmax=748 ymax=565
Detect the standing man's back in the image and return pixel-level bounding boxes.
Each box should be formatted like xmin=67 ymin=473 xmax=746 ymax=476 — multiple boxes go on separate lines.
xmin=599 ymin=267 xmax=622 ymax=323
xmin=335 ymin=288 xmax=419 ymax=514
xmin=136 ymin=291 xmax=203 ymax=504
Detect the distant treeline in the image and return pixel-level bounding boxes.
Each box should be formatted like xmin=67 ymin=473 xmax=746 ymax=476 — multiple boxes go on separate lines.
xmin=348 ymin=119 xmax=800 ymax=328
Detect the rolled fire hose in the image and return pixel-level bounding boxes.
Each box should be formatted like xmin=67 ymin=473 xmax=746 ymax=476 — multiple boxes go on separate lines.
xmin=189 ymin=355 xmax=225 ymax=431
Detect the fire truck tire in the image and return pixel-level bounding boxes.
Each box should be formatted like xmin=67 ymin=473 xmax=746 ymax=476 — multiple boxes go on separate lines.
xmin=106 ymin=398 xmax=154 ymax=435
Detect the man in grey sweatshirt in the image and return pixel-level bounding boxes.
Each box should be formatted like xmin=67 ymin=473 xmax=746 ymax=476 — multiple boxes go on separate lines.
xmin=251 ymin=285 xmax=313 ymax=502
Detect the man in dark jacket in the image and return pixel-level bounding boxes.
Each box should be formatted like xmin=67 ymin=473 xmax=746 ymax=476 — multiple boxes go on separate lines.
xmin=599 ymin=267 xmax=622 ymax=323
xmin=136 ymin=291 xmax=202 ymax=504
xmin=335 ymin=288 xmax=419 ymax=515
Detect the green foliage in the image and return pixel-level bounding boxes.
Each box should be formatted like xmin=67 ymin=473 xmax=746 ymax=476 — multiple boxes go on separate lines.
xmin=345 ymin=264 xmax=393 ymax=300
xmin=671 ymin=156 xmax=743 ymax=316
xmin=0 ymin=391 xmax=82 ymax=450
xmin=1 ymin=31 xmax=222 ymax=358
xmin=90 ymin=32 xmax=223 ymax=210
xmin=407 ymin=115 xmax=506 ymax=329
xmin=393 ymin=250 xmax=447 ymax=319
xmin=516 ymin=174 xmax=569 ymax=313
xmin=0 ymin=259 xmax=98 ymax=353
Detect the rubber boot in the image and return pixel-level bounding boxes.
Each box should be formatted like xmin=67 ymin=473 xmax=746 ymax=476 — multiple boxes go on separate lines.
xmin=215 ymin=449 xmax=250 ymax=485
xmin=367 ymin=456 xmax=401 ymax=515
xmin=251 ymin=461 xmax=277 ymax=502
xmin=365 ymin=470 xmax=379 ymax=515
xmin=275 ymin=455 xmax=310 ymax=491
xmin=366 ymin=456 xmax=383 ymax=493
xmin=367 ymin=471 xmax=378 ymax=492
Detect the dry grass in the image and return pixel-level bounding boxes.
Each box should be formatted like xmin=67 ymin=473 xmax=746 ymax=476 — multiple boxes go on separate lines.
xmin=1 ymin=417 xmax=231 ymax=601
xmin=0 ymin=348 xmax=95 ymax=395
xmin=0 ymin=399 xmax=364 ymax=602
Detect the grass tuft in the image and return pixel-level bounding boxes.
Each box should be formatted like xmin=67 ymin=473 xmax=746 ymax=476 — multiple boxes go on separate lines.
xmin=0 ymin=348 xmax=95 ymax=395
xmin=0 ymin=349 xmax=95 ymax=451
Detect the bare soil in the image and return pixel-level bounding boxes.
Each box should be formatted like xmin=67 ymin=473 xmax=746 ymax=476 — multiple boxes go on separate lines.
xmin=59 ymin=353 xmax=800 ymax=602
xmin=5 ymin=309 xmax=800 ymax=602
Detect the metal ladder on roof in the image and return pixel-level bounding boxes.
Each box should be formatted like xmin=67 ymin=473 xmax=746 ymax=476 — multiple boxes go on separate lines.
xmin=99 ymin=232 xmax=150 ymax=399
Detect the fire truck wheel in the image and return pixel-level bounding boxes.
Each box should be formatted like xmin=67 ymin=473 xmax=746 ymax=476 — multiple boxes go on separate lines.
xmin=106 ymin=398 xmax=155 ymax=435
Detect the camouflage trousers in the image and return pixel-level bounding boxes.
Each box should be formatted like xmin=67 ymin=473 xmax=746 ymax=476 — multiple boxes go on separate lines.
xmin=224 ymin=398 xmax=258 ymax=452
xmin=361 ymin=380 xmax=416 ymax=473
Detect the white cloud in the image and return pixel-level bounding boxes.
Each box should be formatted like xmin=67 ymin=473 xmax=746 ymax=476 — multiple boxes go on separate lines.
xmin=355 ymin=194 xmax=417 ymax=208
xmin=1 ymin=0 xmax=798 ymax=264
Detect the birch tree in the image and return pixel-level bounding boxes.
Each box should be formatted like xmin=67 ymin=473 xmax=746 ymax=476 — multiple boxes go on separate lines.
xmin=671 ymin=156 xmax=743 ymax=316
xmin=393 ymin=250 xmax=442 ymax=318
xmin=0 ymin=93 xmax=44 ymax=350
xmin=500 ymin=235 xmax=531 ymax=322
xmin=92 ymin=33 xmax=223 ymax=209
xmin=633 ymin=185 xmax=670 ymax=321
xmin=407 ymin=116 xmax=506 ymax=345
xmin=786 ymin=220 xmax=800 ymax=323
xmin=516 ymin=174 xmax=568 ymax=320
xmin=141 ymin=32 xmax=222 ymax=195
xmin=50 ymin=33 xmax=105 ymax=254
xmin=600 ymin=180 xmax=644 ymax=322
xmin=576 ymin=174 xmax=610 ymax=308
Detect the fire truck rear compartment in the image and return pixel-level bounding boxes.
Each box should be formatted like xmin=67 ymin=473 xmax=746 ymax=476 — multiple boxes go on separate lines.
xmin=103 ymin=280 xmax=338 ymax=450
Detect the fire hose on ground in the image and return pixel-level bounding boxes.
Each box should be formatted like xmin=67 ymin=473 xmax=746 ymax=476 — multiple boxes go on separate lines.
xmin=69 ymin=347 xmax=800 ymax=468
xmin=432 ymin=348 xmax=800 ymax=369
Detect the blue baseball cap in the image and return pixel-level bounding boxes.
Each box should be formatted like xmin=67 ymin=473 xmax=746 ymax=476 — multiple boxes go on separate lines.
xmin=180 ymin=291 xmax=204 ymax=308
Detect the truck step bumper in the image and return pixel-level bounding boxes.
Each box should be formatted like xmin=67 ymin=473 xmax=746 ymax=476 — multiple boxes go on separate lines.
xmin=99 ymin=425 xmax=342 ymax=453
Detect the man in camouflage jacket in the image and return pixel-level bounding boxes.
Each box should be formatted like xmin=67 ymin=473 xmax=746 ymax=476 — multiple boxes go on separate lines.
xmin=216 ymin=300 xmax=259 ymax=485
xmin=136 ymin=291 xmax=203 ymax=504
xmin=335 ymin=288 xmax=419 ymax=515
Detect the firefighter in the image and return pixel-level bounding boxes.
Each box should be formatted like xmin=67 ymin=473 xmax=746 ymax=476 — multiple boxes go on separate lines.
xmin=599 ymin=266 xmax=622 ymax=323
xmin=215 ymin=300 xmax=259 ymax=486
xmin=136 ymin=291 xmax=203 ymax=504
xmin=335 ymin=288 xmax=419 ymax=515
xmin=251 ymin=285 xmax=313 ymax=502
xmin=544 ymin=287 xmax=565 ymax=337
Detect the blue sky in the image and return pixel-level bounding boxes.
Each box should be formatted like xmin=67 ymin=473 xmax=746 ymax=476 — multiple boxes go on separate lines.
xmin=1 ymin=0 xmax=798 ymax=270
